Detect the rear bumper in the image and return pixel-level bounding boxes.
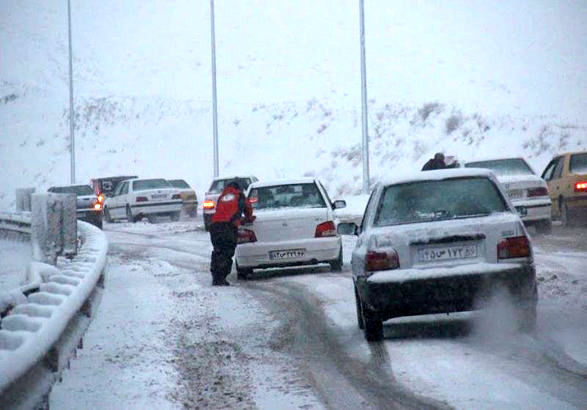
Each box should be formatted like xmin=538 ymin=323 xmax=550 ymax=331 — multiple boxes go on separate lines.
xmin=512 ymin=199 xmax=551 ymax=223
xmin=356 ymin=262 xmax=536 ymax=321
xmin=130 ymin=201 xmax=182 ymax=215
xmin=236 ymin=237 xmax=341 ymax=269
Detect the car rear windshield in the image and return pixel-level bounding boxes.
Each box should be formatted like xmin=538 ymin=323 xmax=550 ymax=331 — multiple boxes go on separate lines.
xmin=569 ymin=153 xmax=587 ymax=174
xmin=209 ymin=178 xmax=251 ymax=193
xmin=465 ymin=158 xmax=533 ymax=176
xmin=374 ymin=177 xmax=508 ymax=226
xmin=248 ymin=183 xmax=326 ymax=210
xmin=133 ymin=179 xmax=171 ymax=191
xmin=49 ymin=185 xmax=94 ymax=196
xmin=169 ymin=179 xmax=190 ymax=189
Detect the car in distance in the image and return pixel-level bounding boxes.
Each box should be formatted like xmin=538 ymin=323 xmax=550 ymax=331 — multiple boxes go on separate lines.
xmin=464 ymin=157 xmax=552 ymax=233
xmin=103 ymin=178 xmax=182 ymax=223
xmin=541 ymin=151 xmax=587 ymax=226
xmin=168 ymin=179 xmax=198 ymax=217
xmin=47 ymin=184 xmax=104 ymax=229
xmin=90 ymin=175 xmax=138 ymax=199
xmin=338 ymin=169 xmax=537 ymax=341
xmin=203 ymin=175 xmax=258 ymax=230
xmin=234 ymin=178 xmax=346 ymax=279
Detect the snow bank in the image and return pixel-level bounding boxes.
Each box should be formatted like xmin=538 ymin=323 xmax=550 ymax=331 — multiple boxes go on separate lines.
xmin=0 ymin=221 xmax=108 ymax=396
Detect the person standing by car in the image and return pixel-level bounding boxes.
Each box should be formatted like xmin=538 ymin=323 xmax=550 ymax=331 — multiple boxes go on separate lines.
xmin=209 ymin=180 xmax=255 ymax=286
xmin=422 ymin=152 xmax=447 ymax=171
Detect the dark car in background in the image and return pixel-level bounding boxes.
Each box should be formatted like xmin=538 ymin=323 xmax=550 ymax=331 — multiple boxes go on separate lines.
xmin=203 ymin=175 xmax=258 ymax=230
xmin=91 ymin=176 xmax=138 ymax=199
xmin=47 ymin=184 xmax=104 ymax=229
xmin=168 ymin=179 xmax=198 ymax=217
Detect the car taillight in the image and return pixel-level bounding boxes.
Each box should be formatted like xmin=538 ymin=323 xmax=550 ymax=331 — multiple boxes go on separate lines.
xmin=172 ymin=194 xmax=181 ymax=200
xmin=203 ymin=200 xmax=215 ymax=210
xmin=497 ymin=236 xmax=531 ymax=259
xmin=136 ymin=196 xmax=149 ymax=202
xmin=93 ymin=202 xmax=102 ymax=211
xmin=315 ymin=221 xmax=337 ymax=238
xmin=237 ymin=229 xmax=257 ymax=244
xmin=575 ymin=181 xmax=587 ymax=192
xmin=365 ymin=250 xmax=400 ymax=273
xmin=97 ymin=194 xmax=105 ymax=203
xmin=527 ymin=187 xmax=548 ymax=197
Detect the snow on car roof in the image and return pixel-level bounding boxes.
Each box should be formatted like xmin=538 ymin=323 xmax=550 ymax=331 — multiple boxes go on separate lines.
xmin=464 ymin=156 xmax=527 ymax=164
xmin=249 ymin=177 xmax=317 ymax=189
xmin=380 ymin=168 xmax=497 ymax=187
xmin=212 ymin=175 xmax=256 ymax=181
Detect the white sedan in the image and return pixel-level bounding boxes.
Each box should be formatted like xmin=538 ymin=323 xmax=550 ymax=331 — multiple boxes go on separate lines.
xmin=464 ymin=157 xmax=552 ymax=233
xmin=103 ymin=178 xmax=183 ymax=223
xmin=339 ymin=169 xmax=537 ymax=341
xmin=235 ymin=178 xmax=346 ymax=279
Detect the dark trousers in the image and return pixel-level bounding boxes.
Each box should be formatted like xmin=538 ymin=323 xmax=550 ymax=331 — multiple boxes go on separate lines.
xmin=209 ymin=222 xmax=238 ymax=283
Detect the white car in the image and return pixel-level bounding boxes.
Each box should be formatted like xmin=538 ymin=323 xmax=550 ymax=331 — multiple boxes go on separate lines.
xmin=203 ymin=175 xmax=258 ymax=230
xmin=339 ymin=169 xmax=537 ymax=341
xmin=235 ymin=178 xmax=346 ymax=279
xmin=103 ymin=178 xmax=183 ymax=223
xmin=465 ymin=157 xmax=552 ymax=233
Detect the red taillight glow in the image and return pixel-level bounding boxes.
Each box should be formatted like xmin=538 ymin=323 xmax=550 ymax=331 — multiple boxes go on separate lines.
xmin=237 ymin=229 xmax=257 ymax=244
xmin=315 ymin=221 xmax=337 ymax=238
xmin=136 ymin=196 xmax=148 ymax=202
xmin=497 ymin=236 xmax=531 ymax=259
xmin=203 ymin=200 xmax=215 ymax=209
xmin=365 ymin=250 xmax=400 ymax=273
xmin=575 ymin=181 xmax=587 ymax=192
xmin=527 ymin=187 xmax=548 ymax=197
xmin=97 ymin=194 xmax=105 ymax=203
xmin=93 ymin=202 xmax=102 ymax=211
xmin=249 ymin=197 xmax=258 ymax=204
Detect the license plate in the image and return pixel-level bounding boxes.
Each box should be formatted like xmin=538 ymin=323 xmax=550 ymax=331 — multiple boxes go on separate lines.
xmin=269 ymin=249 xmax=305 ymax=260
xmin=515 ymin=206 xmax=528 ymax=217
xmin=508 ymin=189 xmax=524 ymax=200
xmin=418 ymin=245 xmax=478 ymax=262
xmin=152 ymin=194 xmax=167 ymax=199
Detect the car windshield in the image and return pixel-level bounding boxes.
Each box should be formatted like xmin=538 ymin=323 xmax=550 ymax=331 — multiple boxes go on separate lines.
xmin=168 ymin=179 xmax=190 ymax=189
xmin=50 ymin=185 xmax=94 ymax=196
xmin=209 ymin=178 xmax=251 ymax=193
xmin=248 ymin=183 xmax=326 ymax=210
xmin=570 ymin=153 xmax=587 ymax=174
xmin=133 ymin=179 xmax=171 ymax=191
xmin=374 ymin=177 xmax=508 ymax=226
xmin=465 ymin=158 xmax=534 ymax=176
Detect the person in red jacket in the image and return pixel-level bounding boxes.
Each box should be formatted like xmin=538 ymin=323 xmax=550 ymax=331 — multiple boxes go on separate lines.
xmin=209 ymin=180 xmax=255 ymax=286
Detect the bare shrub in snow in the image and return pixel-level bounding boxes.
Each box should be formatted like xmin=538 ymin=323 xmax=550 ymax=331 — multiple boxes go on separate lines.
xmin=416 ymin=102 xmax=443 ymax=124
xmin=445 ymin=113 xmax=462 ymax=134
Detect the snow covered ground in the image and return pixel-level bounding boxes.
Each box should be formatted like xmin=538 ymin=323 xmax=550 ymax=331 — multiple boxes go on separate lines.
xmin=50 ymin=217 xmax=587 ymax=409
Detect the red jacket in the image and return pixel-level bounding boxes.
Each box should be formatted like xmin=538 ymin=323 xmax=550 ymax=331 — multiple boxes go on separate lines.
xmin=211 ymin=186 xmax=254 ymax=226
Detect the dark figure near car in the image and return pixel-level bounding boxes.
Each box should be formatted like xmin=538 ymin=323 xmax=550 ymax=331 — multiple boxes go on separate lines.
xmin=209 ymin=181 xmax=254 ymax=286
xmin=422 ymin=152 xmax=447 ymax=171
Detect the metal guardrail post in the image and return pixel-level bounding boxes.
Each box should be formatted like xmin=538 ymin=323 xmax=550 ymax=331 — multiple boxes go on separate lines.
xmin=15 ymin=188 xmax=35 ymax=212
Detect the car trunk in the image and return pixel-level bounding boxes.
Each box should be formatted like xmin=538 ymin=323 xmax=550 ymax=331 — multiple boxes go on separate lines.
xmin=76 ymin=194 xmax=96 ymax=210
xmin=251 ymin=207 xmax=329 ymax=242
xmin=498 ymin=174 xmax=547 ymax=201
xmin=142 ymin=189 xmax=175 ymax=202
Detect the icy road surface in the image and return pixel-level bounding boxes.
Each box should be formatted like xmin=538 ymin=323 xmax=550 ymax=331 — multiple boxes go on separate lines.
xmin=51 ymin=218 xmax=587 ymax=409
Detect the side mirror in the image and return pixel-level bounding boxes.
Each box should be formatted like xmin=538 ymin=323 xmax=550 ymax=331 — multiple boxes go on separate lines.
xmin=337 ymin=222 xmax=358 ymax=236
xmin=333 ymin=200 xmax=347 ymax=210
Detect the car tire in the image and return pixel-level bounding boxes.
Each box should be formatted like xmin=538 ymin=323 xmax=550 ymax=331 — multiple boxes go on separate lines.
xmin=170 ymin=211 xmax=181 ymax=222
xmin=236 ymin=264 xmax=253 ymax=280
xmin=126 ymin=205 xmax=136 ymax=223
xmin=364 ymin=318 xmax=384 ymax=342
xmin=330 ymin=246 xmax=343 ymax=272
xmin=103 ymin=206 xmax=113 ymax=223
xmin=354 ymin=285 xmax=365 ymax=330
xmin=535 ymin=219 xmax=552 ymax=234
xmin=560 ymin=199 xmax=570 ymax=227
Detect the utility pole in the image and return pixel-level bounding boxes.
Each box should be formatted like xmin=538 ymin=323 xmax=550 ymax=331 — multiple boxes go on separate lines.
xmin=210 ymin=0 xmax=219 ymax=177
xmin=359 ymin=0 xmax=370 ymax=194
xmin=67 ymin=0 xmax=76 ymax=184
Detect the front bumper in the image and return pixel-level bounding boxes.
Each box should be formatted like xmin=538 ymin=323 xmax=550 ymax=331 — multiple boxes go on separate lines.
xmin=356 ymin=262 xmax=536 ymax=321
xmin=236 ymin=237 xmax=341 ymax=269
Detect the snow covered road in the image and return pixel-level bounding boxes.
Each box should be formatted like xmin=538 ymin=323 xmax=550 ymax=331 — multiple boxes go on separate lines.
xmin=50 ymin=219 xmax=587 ymax=409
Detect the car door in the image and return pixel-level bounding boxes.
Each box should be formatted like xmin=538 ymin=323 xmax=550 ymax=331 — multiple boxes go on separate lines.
xmin=542 ymin=157 xmax=564 ymax=215
xmin=113 ymin=182 xmax=129 ymax=219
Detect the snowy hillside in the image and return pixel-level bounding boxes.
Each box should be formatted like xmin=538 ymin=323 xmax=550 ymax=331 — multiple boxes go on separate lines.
xmin=1 ymin=0 xmax=587 ymax=208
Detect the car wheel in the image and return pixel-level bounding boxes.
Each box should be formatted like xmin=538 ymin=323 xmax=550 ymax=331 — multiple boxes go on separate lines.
xmin=103 ymin=206 xmax=113 ymax=223
xmin=126 ymin=205 xmax=136 ymax=223
xmin=354 ymin=285 xmax=365 ymax=330
xmin=236 ymin=264 xmax=253 ymax=280
xmin=535 ymin=219 xmax=552 ymax=234
xmin=170 ymin=211 xmax=181 ymax=222
xmin=330 ymin=246 xmax=343 ymax=272
xmin=364 ymin=318 xmax=384 ymax=342
xmin=560 ymin=199 xmax=570 ymax=227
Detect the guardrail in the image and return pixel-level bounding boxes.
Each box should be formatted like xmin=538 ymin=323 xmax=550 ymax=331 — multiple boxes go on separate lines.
xmin=0 ymin=213 xmax=108 ymax=409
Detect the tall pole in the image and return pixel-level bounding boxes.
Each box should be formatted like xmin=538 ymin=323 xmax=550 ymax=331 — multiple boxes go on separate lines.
xmin=359 ymin=0 xmax=370 ymax=194
xmin=210 ymin=0 xmax=219 ymax=178
xmin=67 ymin=0 xmax=75 ymax=184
